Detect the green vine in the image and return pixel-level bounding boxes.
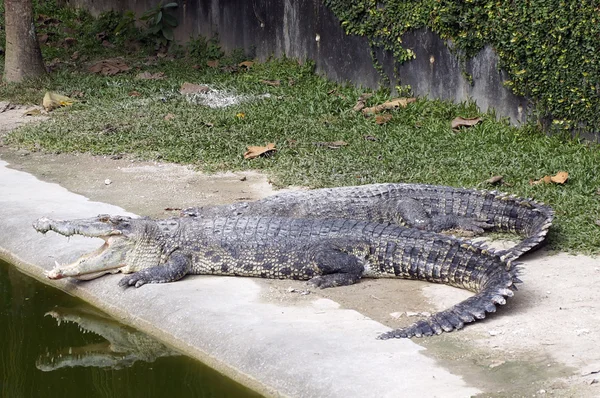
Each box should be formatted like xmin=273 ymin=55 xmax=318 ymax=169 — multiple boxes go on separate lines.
xmin=324 ymin=0 xmax=600 ymax=134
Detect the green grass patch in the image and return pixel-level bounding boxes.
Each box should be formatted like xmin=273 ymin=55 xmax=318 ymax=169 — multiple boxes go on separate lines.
xmin=1 ymin=2 xmax=599 ymax=254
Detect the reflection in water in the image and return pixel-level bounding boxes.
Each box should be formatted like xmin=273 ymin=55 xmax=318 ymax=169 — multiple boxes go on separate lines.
xmin=0 ymin=259 xmax=263 ymax=398
xmin=37 ymin=305 xmax=178 ymax=371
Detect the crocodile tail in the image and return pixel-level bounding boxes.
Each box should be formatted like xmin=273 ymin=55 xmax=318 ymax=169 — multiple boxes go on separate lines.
xmin=498 ymin=202 xmax=554 ymax=262
xmin=378 ymin=262 xmax=521 ymax=339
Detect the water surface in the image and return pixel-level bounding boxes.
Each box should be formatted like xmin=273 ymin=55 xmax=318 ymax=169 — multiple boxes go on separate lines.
xmin=0 ymin=259 xmax=262 ymax=398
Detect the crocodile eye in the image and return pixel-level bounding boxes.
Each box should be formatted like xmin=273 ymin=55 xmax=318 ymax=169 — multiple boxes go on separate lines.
xmin=98 ymin=214 xmax=111 ymax=222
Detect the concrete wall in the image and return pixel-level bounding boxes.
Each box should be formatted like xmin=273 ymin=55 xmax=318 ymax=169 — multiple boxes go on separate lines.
xmin=63 ymin=0 xmax=529 ymax=124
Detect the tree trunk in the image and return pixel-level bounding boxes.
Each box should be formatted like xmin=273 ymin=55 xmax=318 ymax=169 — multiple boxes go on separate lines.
xmin=3 ymin=0 xmax=46 ymax=82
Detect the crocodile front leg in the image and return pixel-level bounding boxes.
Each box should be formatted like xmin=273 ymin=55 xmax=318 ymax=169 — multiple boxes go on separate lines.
xmin=118 ymin=252 xmax=191 ymax=288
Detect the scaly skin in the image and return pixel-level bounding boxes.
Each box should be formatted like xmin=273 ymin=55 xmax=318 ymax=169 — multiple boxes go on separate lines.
xmin=34 ymin=215 xmax=521 ymax=339
xmin=182 ymin=183 xmax=554 ymax=261
xmin=36 ymin=305 xmax=176 ymax=371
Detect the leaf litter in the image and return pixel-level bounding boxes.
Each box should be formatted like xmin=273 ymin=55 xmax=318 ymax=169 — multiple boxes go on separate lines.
xmin=244 ymin=143 xmax=276 ymax=159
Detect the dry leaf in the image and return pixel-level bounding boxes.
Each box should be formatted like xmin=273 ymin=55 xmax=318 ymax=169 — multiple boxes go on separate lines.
xmin=23 ymin=109 xmax=42 ymax=116
xmin=451 ymin=116 xmax=482 ymax=130
xmin=42 ymin=92 xmax=75 ymax=111
xmin=315 ymin=141 xmax=348 ymax=149
xmin=136 ymin=71 xmax=166 ymax=80
xmin=164 ymin=113 xmax=175 ymax=121
xmin=88 ymin=59 xmax=130 ymax=76
xmin=128 ymin=91 xmax=141 ymax=97
xmin=239 ymin=61 xmax=254 ymax=68
xmin=485 ymin=175 xmax=504 ymax=185
xmin=550 ymin=171 xmax=569 ymax=184
xmin=244 ymin=143 xmax=276 ymax=159
xmin=530 ymin=171 xmax=569 ymax=185
xmin=204 ymin=122 xmax=214 ymax=128
xmin=179 ymin=82 xmax=210 ymax=95
xmin=362 ymin=97 xmax=416 ymax=115
xmin=375 ymin=114 xmax=392 ymax=125
xmin=352 ymin=93 xmax=373 ymax=112
xmin=364 ymin=135 xmax=378 ymax=141
xmin=62 ymin=37 xmax=77 ymax=48
xmin=260 ymin=79 xmax=281 ymax=87
xmin=236 ymin=112 xmax=246 ymax=119
xmin=206 ymin=60 xmax=219 ymax=68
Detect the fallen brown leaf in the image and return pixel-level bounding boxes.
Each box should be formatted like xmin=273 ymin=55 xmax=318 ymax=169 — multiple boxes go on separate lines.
xmin=362 ymin=97 xmax=416 ymax=115
xmin=204 ymin=122 xmax=214 ymax=128
xmin=239 ymin=61 xmax=254 ymax=68
xmin=88 ymin=59 xmax=130 ymax=76
xmin=38 ymin=34 xmax=49 ymax=44
xmin=179 ymin=82 xmax=210 ymax=95
xmin=451 ymin=116 xmax=482 ymax=131
xmin=352 ymin=93 xmax=373 ymax=112
xmin=485 ymin=175 xmax=504 ymax=185
xmin=550 ymin=171 xmax=569 ymax=184
xmin=164 ymin=113 xmax=175 ymax=121
xmin=206 ymin=60 xmax=219 ymax=68
xmin=135 ymin=71 xmax=166 ymax=80
xmin=260 ymin=79 xmax=281 ymax=87
xmin=364 ymin=135 xmax=378 ymax=141
xmin=23 ymin=109 xmax=42 ymax=116
xmin=530 ymin=171 xmax=569 ymax=185
xmin=128 ymin=91 xmax=141 ymax=97
xmin=236 ymin=112 xmax=246 ymax=119
xmin=42 ymin=92 xmax=75 ymax=111
xmin=244 ymin=143 xmax=276 ymax=159
xmin=62 ymin=37 xmax=77 ymax=48
xmin=375 ymin=114 xmax=392 ymax=125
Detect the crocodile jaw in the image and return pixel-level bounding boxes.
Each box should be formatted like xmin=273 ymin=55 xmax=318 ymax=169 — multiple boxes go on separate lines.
xmin=45 ymin=235 xmax=130 ymax=280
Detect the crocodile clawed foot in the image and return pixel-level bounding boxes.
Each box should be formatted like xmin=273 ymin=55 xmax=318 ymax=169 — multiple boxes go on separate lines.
xmin=118 ymin=274 xmax=147 ymax=289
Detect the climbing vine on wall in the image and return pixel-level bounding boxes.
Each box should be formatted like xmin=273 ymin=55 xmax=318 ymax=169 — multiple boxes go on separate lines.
xmin=324 ymin=0 xmax=600 ymax=134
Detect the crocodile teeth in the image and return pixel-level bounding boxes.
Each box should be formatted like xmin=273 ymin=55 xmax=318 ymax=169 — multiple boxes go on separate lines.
xmin=54 ymin=260 xmax=61 ymax=269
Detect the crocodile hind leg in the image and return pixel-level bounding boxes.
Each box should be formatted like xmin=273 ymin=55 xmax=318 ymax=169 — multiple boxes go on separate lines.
xmin=119 ymin=252 xmax=191 ymax=288
xmin=307 ymin=244 xmax=366 ymax=289
xmin=385 ymin=198 xmax=493 ymax=235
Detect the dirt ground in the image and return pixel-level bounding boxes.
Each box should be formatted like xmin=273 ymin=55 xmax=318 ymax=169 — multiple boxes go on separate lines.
xmin=1 ymin=109 xmax=599 ymax=397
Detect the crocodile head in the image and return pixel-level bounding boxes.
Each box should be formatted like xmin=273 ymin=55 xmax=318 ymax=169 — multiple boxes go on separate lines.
xmin=36 ymin=305 xmax=175 ymax=371
xmin=33 ymin=215 xmax=163 ymax=280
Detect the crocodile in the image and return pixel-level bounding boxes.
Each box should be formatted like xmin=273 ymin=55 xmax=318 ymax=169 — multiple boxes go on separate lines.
xmin=182 ymin=183 xmax=554 ymax=261
xmin=34 ymin=215 xmax=521 ymax=339
xmin=36 ymin=305 xmax=177 ymax=371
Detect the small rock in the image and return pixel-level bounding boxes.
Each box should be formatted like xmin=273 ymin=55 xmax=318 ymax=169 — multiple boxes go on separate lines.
xmin=240 ymin=176 xmax=247 ymax=182
xmin=488 ymin=330 xmax=502 ymax=336
xmin=300 ymin=290 xmax=311 ymax=296
xmin=287 ymin=287 xmax=296 ymax=293
xmin=590 ymin=378 xmax=598 ymax=385
xmin=537 ymin=389 xmax=546 ymax=394
xmin=575 ymin=328 xmax=590 ymax=336
xmin=104 ymin=179 xmax=112 ymax=185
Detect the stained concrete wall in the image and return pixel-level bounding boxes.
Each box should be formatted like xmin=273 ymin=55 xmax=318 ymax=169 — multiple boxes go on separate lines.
xmin=62 ymin=0 xmax=529 ymax=124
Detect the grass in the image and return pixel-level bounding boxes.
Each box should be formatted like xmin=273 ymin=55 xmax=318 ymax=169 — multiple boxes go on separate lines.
xmin=1 ymin=1 xmax=599 ymax=254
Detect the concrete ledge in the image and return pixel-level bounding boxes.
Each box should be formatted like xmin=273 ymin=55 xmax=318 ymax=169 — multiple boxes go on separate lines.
xmin=0 ymin=158 xmax=480 ymax=397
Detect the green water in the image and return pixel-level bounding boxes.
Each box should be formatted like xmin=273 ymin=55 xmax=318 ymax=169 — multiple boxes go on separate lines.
xmin=0 ymin=259 xmax=262 ymax=398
